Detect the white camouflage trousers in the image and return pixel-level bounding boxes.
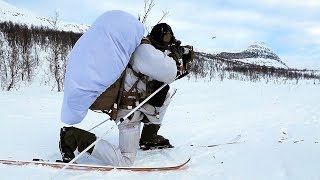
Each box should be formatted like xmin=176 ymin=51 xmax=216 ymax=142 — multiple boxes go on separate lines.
xmin=90 ymin=94 xmax=171 ymax=166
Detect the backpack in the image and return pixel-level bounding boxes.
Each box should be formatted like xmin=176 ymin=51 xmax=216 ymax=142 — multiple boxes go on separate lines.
xmin=89 ymin=63 xmax=147 ymax=120
xmin=60 ymin=11 xmax=144 ymax=125
xmin=89 ymin=71 xmax=125 ymax=119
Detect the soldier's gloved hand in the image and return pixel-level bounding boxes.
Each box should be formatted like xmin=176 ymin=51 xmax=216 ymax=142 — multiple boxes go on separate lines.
xmin=168 ymin=47 xmax=184 ymax=75
xmin=182 ymin=46 xmax=195 ymax=71
xmin=168 ymin=47 xmax=182 ymax=62
xmin=182 ymin=46 xmax=194 ymax=62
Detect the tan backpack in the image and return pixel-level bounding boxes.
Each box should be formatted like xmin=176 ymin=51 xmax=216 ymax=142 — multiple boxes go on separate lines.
xmin=89 ymin=71 xmax=125 ymax=119
xmin=89 ymin=67 xmax=147 ymax=120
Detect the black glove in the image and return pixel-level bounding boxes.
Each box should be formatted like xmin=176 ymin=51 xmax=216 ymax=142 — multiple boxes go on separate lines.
xmin=182 ymin=46 xmax=195 ymax=68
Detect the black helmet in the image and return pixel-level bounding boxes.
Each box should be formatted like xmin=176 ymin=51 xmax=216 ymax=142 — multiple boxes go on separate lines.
xmin=149 ymin=23 xmax=175 ymax=44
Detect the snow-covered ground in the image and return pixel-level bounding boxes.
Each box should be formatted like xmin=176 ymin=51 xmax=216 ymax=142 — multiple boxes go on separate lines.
xmin=1 ymin=78 xmax=320 ymax=180
xmin=1 ymin=1 xmax=320 ymax=179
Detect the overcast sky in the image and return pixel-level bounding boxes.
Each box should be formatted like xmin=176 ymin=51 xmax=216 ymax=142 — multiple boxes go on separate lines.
xmin=5 ymin=0 xmax=320 ymax=68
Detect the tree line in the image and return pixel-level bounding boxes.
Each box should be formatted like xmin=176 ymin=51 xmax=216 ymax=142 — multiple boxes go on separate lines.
xmin=191 ymin=52 xmax=320 ymax=84
xmin=0 ymin=21 xmax=81 ymax=91
xmin=0 ymin=21 xmax=319 ymax=91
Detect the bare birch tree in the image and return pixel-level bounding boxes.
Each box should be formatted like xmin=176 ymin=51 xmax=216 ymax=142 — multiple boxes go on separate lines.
xmin=47 ymin=11 xmax=66 ymax=92
xmin=6 ymin=40 xmax=21 ymax=91
xmin=139 ymin=0 xmax=169 ymax=32
xmin=0 ymin=32 xmax=6 ymax=89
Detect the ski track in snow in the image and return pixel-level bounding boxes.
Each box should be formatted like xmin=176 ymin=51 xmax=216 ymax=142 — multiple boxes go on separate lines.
xmin=1 ymin=78 xmax=320 ymax=180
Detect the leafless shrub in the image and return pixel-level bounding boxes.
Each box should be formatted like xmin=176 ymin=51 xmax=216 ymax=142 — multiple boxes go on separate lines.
xmin=139 ymin=0 xmax=169 ymax=32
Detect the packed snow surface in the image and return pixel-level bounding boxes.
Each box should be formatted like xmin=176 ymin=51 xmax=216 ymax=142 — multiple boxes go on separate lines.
xmin=1 ymin=78 xmax=320 ymax=180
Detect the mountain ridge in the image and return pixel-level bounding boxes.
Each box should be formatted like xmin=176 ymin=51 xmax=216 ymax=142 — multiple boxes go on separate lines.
xmin=216 ymin=44 xmax=289 ymax=69
xmin=0 ymin=0 xmax=88 ymax=33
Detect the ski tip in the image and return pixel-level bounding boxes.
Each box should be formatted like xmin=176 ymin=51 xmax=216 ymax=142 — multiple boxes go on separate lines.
xmin=181 ymin=157 xmax=191 ymax=166
xmin=178 ymin=157 xmax=191 ymax=169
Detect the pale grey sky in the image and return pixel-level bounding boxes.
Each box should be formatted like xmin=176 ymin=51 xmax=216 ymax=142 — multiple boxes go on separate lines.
xmin=5 ymin=0 xmax=320 ymax=68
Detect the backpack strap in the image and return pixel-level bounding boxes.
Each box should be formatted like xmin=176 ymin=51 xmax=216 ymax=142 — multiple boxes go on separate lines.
xmin=127 ymin=64 xmax=147 ymax=81
xmin=141 ymin=37 xmax=152 ymax=45
xmin=105 ymin=64 xmax=147 ymax=118
xmin=107 ymin=71 xmax=126 ymax=120
xmin=119 ymin=64 xmax=148 ymax=110
xmin=119 ymin=38 xmax=167 ymax=110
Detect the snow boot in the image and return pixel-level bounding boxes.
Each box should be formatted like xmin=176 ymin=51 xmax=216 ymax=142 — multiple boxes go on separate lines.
xmin=59 ymin=127 xmax=96 ymax=163
xmin=139 ymin=124 xmax=173 ymax=150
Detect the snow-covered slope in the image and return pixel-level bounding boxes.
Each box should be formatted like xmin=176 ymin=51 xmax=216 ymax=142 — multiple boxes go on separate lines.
xmin=0 ymin=0 xmax=88 ymax=33
xmin=0 ymin=78 xmax=320 ymax=180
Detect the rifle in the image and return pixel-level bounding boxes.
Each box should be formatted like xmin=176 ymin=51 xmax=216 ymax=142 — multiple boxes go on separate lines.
xmin=169 ymin=39 xmax=194 ymax=79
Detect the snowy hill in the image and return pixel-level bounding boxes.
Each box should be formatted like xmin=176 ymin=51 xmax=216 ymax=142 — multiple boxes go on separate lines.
xmin=0 ymin=0 xmax=88 ymax=33
xmin=217 ymin=43 xmax=288 ymax=69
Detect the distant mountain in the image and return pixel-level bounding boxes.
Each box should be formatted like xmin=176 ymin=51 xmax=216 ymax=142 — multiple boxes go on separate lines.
xmin=0 ymin=0 xmax=88 ymax=33
xmin=216 ymin=44 xmax=289 ymax=69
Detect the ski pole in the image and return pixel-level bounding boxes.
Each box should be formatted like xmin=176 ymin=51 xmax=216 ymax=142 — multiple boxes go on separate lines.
xmin=88 ymin=118 xmax=110 ymax=131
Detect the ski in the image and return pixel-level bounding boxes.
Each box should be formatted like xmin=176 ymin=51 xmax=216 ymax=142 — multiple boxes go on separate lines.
xmin=140 ymin=144 xmax=174 ymax=150
xmin=0 ymin=158 xmax=190 ymax=172
xmin=190 ymin=134 xmax=242 ymax=147
xmin=139 ymin=135 xmax=243 ymax=151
